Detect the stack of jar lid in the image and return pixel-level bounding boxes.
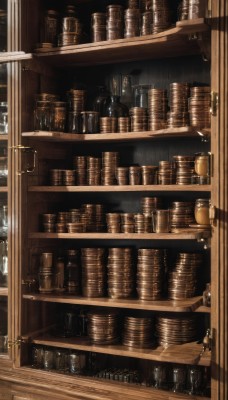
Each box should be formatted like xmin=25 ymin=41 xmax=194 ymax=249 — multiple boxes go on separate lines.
xmin=122 ymin=316 xmax=154 ymax=348
xmin=130 ymin=107 xmax=148 ymax=131
xmin=158 ymin=161 xmax=176 ymax=184
xmin=156 ymin=314 xmax=197 ymax=346
xmin=91 ymin=12 xmax=106 ymax=43
xmin=168 ymin=252 xmax=202 ymax=299
xmin=129 ymin=165 xmax=141 ymax=185
xmin=87 ymin=156 xmax=101 ymax=185
xmin=148 ymin=89 xmax=168 ymax=130
xmin=189 ymin=86 xmax=211 ymax=129
xmin=178 ymin=0 xmax=189 ymax=20
xmin=121 ymin=213 xmax=135 ymax=233
xmin=141 ymin=197 xmax=163 ymax=215
xmin=67 ymin=89 xmax=86 ymax=133
xmin=173 ymin=155 xmax=195 ymax=185
xmin=81 ymin=248 xmax=106 ymax=297
xmin=81 ymin=203 xmax=106 ymax=232
xmin=58 ymin=5 xmax=82 ymax=46
xmin=106 ymin=5 xmax=124 ymax=41
xmin=188 ymin=0 xmax=208 ymax=19
xmin=73 ymin=156 xmax=87 ymax=185
xmin=170 ymin=201 xmax=195 ymax=231
xmin=87 ymin=310 xmax=119 ymax=344
xmin=152 ymin=0 xmax=172 ymax=34
xmin=168 ymin=82 xmax=190 ymax=128
xmin=100 ymin=117 xmax=118 ymax=133
xmin=141 ymin=10 xmax=153 ymax=35
xmin=116 ymin=167 xmax=129 ymax=185
xmin=107 ymin=247 xmax=135 ymax=299
xmin=134 ymin=213 xmax=150 ymax=233
xmin=124 ymin=8 xmax=141 ymax=38
xmin=101 ymin=151 xmax=119 ymax=185
xmin=106 ymin=213 xmax=121 ymax=233
xmin=137 ymin=248 xmax=166 ymax=300
xmin=118 ymin=116 xmax=131 ymax=132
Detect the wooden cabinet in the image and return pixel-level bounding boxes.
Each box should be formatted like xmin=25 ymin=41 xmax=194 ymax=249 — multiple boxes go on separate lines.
xmin=0 ymin=0 xmax=228 ymax=399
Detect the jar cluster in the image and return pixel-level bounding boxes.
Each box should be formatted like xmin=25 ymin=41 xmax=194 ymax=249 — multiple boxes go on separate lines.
xmin=40 ymin=197 xmax=210 ymax=235
xmin=31 ymin=343 xmax=211 ymax=396
xmin=49 ymin=151 xmax=210 ymax=187
xmin=37 ymin=247 xmax=204 ymax=301
xmin=34 ymin=83 xmax=211 ymax=133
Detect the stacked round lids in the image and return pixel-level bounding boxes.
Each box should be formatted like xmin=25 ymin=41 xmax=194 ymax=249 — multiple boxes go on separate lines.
xmin=168 ymin=252 xmax=202 ymax=299
xmin=137 ymin=248 xmax=166 ymax=300
xmin=81 ymin=248 xmax=106 ymax=297
xmin=170 ymin=201 xmax=195 ymax=231
xmin=87 ymin=309 xmax=119 ymax=344
xmin=122 ymin=316 xmax=154 ymax=348
xmin=189 ymin=86 xmax=211 ymax=129
xmin=156 ymin=313 xmax=197 ymax=346
xmin=107 ymin=247 xmax=135 ymax=299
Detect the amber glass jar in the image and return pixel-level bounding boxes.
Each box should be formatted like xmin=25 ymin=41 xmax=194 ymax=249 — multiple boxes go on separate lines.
xmin=194 ymin=199 xmax=210 ymax=225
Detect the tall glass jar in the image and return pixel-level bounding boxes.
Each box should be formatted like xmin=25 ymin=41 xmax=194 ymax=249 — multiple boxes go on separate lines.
xmin=34 ymin=101 xmax=51 ymax=131
xmin=65 ymin=250 xmax=80 ymax=294
xmin=44 ymin=10 xmax=59 ymax=45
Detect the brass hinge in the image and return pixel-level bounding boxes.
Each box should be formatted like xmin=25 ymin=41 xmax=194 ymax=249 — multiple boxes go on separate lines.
xmin=8 ymin=336 xmax=28 ymax=348
xmin=210 ymin=91 xmax=219 ymax=116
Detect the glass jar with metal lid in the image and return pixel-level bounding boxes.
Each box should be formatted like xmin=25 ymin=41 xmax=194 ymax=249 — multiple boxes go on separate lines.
xmin=194 ymin=198 xmax=210 ymax=225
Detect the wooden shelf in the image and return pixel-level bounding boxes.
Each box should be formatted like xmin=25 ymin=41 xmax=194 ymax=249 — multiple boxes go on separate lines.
xmin=195 ymin=305 xmax=211 ymax=313
xmin=0 ymin=51 xmax=32 ymax=63
xmin=28 ymin=231 xmax=211 ymax=240
xmin=33 ymin=19 xmax=209 ymax=67
xmin=23 ymin=294 xmax=203 ymax=313
xmin=31 ymin=335 xmax=211 ymax=366
xmin=22 ymin=127 xmax=210 ymax=143
xmin=0 ymin=287 xmax=8 ymax=296
xmin=0 ymin=135 xmax=8 ymax=141
xmin=0 ymin=187 xmax=8 ymax=192
xmin=28 ymin=184 xmax=211 ymax=193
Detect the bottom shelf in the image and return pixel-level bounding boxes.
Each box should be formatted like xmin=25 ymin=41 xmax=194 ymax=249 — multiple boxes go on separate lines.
xmin=30 ymin=335 xmax=211 ymax=367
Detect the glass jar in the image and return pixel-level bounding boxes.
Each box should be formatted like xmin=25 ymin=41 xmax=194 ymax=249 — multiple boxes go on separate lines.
xmin=0 ymin=102 xmax=8 ymax=134
xmin=121 ymin=75 xmax=133 ymax=109
xmin=65 ymin=250 xmax=80 ymax=294
xmin=51 ymin=102 xmax=67 ymax=132
xmin=194 ymin=152 xmax=210 ymax=177
xmin=203 ymin=283 xmax=211 ymax=307
xmin=81 ymin=111 xmax=99 ymax=134
xmin=34 ymin=101 xmax=51 ymax=131
xmin=0 ymin=157 xmax=8 ymax=185
xmin=105 ymin=95 xmax=129 ymax=118
xmin=44 ymin=10 xmax=59 ymax=45
xmin=134 ymin=85 xmax=149 ymax=109
xmin=194 ymin=199 xmax=210 ymax=225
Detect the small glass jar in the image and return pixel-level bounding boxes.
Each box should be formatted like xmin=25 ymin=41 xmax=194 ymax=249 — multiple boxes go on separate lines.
xmin=194 ymin=198 xmax=210 ymax=225
xmin=34 ymin=101 xmax=51 ymax=131
xmin=81 ymin=111 xmax=99 ymax=134
xmin=134 ymin=85 xmax=149 ymax=109
xmin=0 ymin=102 xmax=8 ymax=134
xmin=194 ymin=153 xmax=210 ymax=177
xmin=203 ymin=283 xmax=211 ymax=307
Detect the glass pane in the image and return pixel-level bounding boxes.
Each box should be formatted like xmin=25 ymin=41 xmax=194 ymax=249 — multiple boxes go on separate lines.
xmin=0 ymin=0 xmax=7 ymax=52
xmin=0 ymin=0 xmax=8 ymax=357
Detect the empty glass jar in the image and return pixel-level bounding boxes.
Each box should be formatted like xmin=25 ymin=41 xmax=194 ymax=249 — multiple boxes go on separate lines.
xmin=0 ymin=102 xmax=8 ymax=134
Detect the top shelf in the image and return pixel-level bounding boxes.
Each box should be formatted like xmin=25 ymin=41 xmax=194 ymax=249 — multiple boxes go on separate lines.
xmin=33 ymin=19 xmax=210 ymax=67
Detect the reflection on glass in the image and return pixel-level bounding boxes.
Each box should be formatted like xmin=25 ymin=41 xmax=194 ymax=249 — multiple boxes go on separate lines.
xmin=0 ymin=298 xmax=7 ymax=353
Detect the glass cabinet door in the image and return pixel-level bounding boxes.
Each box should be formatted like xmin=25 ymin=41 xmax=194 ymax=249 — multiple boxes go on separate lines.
xmin=0 ymin=0 xmax=8 ymax=356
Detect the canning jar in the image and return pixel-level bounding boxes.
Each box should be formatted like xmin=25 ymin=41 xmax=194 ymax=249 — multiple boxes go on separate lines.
xmin=194 ymin=199 xmax=210 ymax=225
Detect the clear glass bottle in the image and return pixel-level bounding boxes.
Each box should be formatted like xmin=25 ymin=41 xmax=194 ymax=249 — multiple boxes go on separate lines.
xmin=105 ymin=95 xmax=129 ymax=118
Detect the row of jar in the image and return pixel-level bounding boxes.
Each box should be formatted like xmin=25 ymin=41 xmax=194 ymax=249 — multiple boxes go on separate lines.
xmin=49 ymin=153 xmax=211 ymax=187
xmin=31 ymin=345 xmax=210 ymax=396
xmin=40 ymin=198 xmax=211 ymax=234
xmin=40 ymin=1 xmax=208 ymax=48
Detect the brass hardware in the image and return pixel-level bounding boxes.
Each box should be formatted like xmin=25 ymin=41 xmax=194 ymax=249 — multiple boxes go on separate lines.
xmin=210 ymin=91 xmax=219 ymax=116
xmin=207 ymin=0 xmax=212 ymax=18
xmin=10 ymin=145 xmax=37 ymax=175
xmin=8 ymin=337 xmax=23 ymax=348
xmin=200 ymin=329 xmax=212 ymax=356
xmin=209 ymin=204 xmax=216 ymax=225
